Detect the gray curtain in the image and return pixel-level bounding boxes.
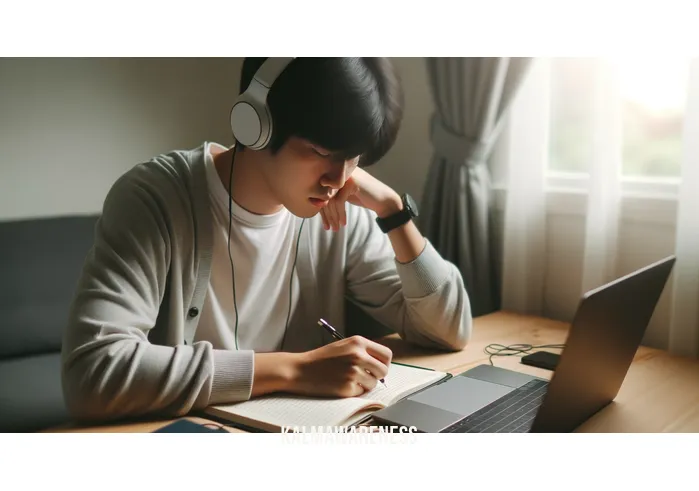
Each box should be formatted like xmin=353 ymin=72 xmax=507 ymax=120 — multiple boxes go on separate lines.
xmin=420 ymin=57 xmax=533 ymax=317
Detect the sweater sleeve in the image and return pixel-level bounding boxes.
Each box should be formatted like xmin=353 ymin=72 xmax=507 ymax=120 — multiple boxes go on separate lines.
xmin=61 ymin=171 xmax=253 ymax=423
xmin=344 ymin=205 xmax=472 ymax=351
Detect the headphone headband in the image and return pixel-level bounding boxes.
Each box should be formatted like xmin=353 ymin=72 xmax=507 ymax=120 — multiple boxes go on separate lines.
xmin=230 ymin=57 xmax=295 ymax=150
xmin=253 ymin=57 xmax=295 ymax=88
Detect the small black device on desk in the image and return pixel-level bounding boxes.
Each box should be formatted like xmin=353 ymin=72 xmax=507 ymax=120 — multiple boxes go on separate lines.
xmin=520 ymin=351 xmax=560 ymax=371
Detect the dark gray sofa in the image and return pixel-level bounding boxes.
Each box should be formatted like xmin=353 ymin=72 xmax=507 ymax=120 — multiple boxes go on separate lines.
xmin=0 ymin=214 xmax=99 ymax=432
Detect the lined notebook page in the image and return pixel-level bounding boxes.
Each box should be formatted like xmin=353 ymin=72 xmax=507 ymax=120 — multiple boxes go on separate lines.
xmin=206 ymin=363 xmax=447 ymax=430
xmin=359 ymin=363 xmax=446 ymax=407
xmin=209 ymin=393 xmax=376 ymax=429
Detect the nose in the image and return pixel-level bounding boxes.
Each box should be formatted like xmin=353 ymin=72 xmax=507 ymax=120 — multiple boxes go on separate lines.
xmin=320 ymin=160 xmax=351 ymax=190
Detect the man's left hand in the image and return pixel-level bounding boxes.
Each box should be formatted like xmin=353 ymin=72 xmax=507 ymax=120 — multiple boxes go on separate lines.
xmin=320 ymin=168 xmax=402 ymax=232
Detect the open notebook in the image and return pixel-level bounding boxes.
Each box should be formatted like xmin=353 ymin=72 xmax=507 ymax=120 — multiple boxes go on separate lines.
xmin=204 ymin=362 xmax=451 ymax=432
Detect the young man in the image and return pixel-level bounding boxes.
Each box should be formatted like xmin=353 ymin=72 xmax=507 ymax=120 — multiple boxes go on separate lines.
xmin=61 ymin=57 xmax=472 ymax=423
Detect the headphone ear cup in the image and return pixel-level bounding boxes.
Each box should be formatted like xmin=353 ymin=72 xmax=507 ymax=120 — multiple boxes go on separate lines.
xmin=230 ymin=92 xmax=273 ymax=151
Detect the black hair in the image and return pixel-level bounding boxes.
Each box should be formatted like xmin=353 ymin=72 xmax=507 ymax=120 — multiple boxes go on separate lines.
xmin=238 ymin=57 xmax=404 ymax=167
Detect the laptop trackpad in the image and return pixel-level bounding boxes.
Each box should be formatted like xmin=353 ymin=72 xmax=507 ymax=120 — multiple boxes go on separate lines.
xmin=409 ymin=376 xmax=514 ymax=416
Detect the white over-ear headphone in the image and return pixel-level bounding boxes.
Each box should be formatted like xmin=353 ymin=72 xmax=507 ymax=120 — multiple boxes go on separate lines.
xmin=230 ymin=57 xmax=295 ymax=150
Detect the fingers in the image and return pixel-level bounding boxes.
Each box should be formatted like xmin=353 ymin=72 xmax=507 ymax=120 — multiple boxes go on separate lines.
xmin=358 ymin=350 xmax=390 ymax=382
xmin=364 ymin=340 xmax=393 ymax=368
xmin=339 ymin=201 xmax=347 ymax=227
xmin=302 ymin=334 xmax=392 ymax=398
xmin=321 ymin=200 xmax=343 ymax=232
xmin=334 ymin=180 xmax=357 ymax=227
xmin=325 ymin=200 xmax=340 ymax=231
xmin=347 ymin=379 xmax=368 ymax=397
xmin=353 ymin=365 xmax=379 ymax=392
xmin=320 ymin=205 xmax=342 ymax=231
xmin=345 ymin=336 xmax=391 ymax=383
xmin=321 ymin=180 xmax=357 ymax=232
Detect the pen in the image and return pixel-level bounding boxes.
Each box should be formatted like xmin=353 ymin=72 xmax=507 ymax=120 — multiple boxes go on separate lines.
xmin=318 ymin=318 xmax=387 ymax=387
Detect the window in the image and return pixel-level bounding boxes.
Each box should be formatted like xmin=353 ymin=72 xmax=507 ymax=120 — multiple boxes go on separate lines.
xmin=548 ymin=58 xmax=597 ymax=175
xmin=548 ymin=57 xmax=690 ymax=179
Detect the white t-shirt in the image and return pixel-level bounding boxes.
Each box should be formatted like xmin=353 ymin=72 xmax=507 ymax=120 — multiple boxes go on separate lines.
xmin=194 ymin=142 xmax=304 ymax=352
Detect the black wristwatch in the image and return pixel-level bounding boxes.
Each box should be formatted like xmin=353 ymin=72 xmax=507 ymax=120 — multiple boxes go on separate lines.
xmin=375 ymin=193 xmax=419 ymax=233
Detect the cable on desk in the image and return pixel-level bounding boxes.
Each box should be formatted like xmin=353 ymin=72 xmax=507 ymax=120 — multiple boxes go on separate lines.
xmin=484 ymin=343 xmax=566 ymax=366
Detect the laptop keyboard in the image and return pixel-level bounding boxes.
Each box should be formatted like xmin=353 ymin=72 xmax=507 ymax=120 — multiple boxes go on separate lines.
xmin=441 ymin=379 xmax=549 ymax=433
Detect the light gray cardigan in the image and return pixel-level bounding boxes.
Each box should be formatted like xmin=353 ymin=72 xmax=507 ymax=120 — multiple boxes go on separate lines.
xmin=61 ymin=143 xmax=472 ymax=422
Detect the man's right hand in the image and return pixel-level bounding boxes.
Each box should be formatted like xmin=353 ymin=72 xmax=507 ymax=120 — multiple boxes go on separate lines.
xmin=291 ymin=336 xmax=393 ymax=397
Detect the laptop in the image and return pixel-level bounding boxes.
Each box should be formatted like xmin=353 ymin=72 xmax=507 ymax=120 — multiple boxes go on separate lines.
xmin=372 ymin=255 xmax=676 ymax=433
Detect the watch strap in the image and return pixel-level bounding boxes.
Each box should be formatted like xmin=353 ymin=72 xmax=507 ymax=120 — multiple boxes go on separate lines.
xmin=375 ymin=194 xmax=415 ymax=233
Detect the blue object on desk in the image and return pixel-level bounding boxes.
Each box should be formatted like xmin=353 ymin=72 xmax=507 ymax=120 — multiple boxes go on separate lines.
xmin=153 ymin=419 xmax=227 ymax=433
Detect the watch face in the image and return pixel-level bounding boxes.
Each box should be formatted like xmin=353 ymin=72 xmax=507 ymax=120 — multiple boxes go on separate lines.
xmin=404 ymin=194 xmax=419 ymax=216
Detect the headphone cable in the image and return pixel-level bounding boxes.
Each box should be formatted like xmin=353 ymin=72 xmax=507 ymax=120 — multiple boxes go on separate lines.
xmin=279 ymin=218 xmax=305 ymax=350
xmin=228 ymin=144 xmax=241 ymax=350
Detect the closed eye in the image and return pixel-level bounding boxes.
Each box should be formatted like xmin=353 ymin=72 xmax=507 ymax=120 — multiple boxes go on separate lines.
xmin=311 ymin=147 xmax=330 ymax=158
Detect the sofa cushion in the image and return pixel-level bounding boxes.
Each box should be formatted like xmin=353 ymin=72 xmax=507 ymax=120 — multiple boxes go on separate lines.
xmin=0 ymin=352 xmax=69 ymax=432
xmin=0 ymin=215 xmax=99 ymax=358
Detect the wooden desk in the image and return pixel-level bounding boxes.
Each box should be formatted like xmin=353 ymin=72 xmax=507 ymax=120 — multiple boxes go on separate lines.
xmin=49 ymin=312 xmax=699 ymax=433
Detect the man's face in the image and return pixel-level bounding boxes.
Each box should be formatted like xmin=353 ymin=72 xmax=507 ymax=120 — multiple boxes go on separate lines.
xmin=260 ymin=137 xmax=360 ymax=218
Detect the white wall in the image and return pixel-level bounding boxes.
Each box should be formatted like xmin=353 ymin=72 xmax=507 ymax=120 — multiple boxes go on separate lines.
xmin=0 ymin=57 xmax=243 ymax=221
xmin=370 ymin=57 xmax=434 ymax=206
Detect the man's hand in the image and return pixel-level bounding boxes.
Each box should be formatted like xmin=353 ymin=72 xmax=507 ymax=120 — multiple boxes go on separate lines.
xmin=289 ymin=335 xmax=393 ymax=398
xmin=318 ymin=166 xmax=426 ymax=264
xmin=320 ymin=167 xmax=402 ymax=232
